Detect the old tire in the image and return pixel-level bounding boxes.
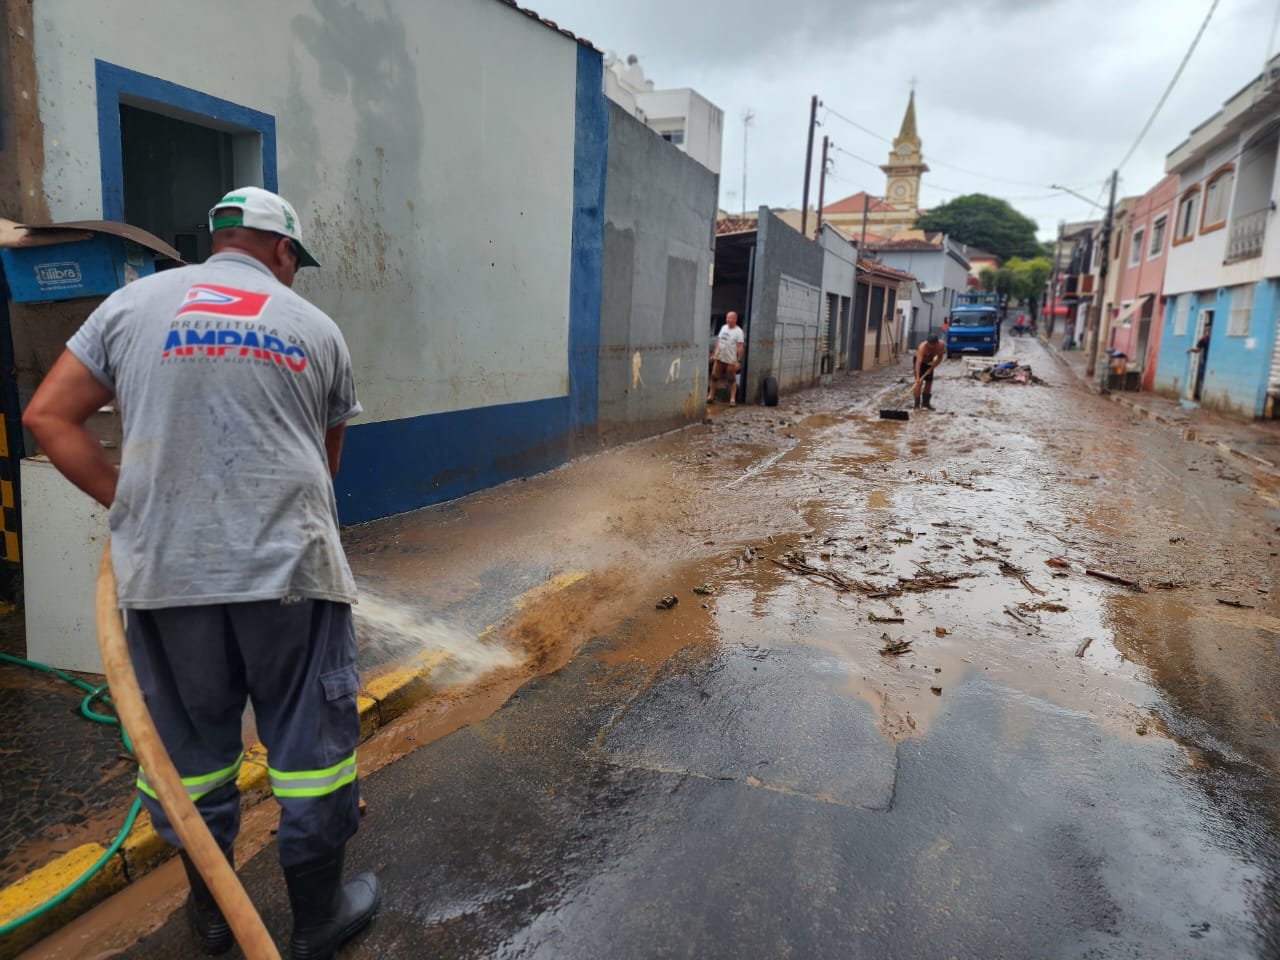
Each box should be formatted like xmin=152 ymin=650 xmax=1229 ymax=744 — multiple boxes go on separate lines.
xmin=763 ymin=376 xmax=779 ymax=407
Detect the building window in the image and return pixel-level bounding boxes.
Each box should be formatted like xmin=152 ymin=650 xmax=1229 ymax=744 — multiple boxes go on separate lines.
xmin=1129 ymin=227 xmax=1145 ymax=266
xmin=1175 ymin=188 xmax=1200 ymax=243
xmin=1200 ymin=166 xmax=1234 ymax=232
xmin=1147 ymin=215 xmax=1167 ymax=258
xmin=1113 ymin=228 xmax=1125 ymax=261
xmin=661 ymin=129 xmax=685 ymax=145
xmin=1174 ymin=295 xmax=1191 ymax=336
xmin=1227 ymin=282 xmax=1253 ymax=336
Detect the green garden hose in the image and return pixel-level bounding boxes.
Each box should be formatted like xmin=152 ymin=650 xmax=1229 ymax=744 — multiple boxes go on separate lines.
xmin=0 ymin=652 xmax=140 ymax=936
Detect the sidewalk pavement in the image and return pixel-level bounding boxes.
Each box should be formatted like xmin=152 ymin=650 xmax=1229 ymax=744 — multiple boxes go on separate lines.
xmin=1040 ymin=336 xmax=1280 ymax=479
xmin=0 ymin=358 xmax=912 ymax=956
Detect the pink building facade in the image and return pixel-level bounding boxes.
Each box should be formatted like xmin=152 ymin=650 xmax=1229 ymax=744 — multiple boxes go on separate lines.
xmin=1108 ymin=174 xmax=1178 ymax=390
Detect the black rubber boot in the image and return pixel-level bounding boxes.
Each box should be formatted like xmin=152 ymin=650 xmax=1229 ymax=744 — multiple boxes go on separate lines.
xmin=285 ymin=847 xmax=380 ymax=960
xmin=922 ymin=395 xmax=933 ymax=410
xmin=179 ymin=848 xmax=235 ymax=956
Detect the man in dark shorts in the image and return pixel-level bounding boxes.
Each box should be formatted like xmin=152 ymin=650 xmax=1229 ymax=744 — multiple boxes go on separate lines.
xmin=914 ymin=333 xmax=946 ymax=410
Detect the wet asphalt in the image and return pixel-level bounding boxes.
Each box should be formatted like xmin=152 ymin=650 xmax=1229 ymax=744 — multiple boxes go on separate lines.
xmin=44 ymin=337 xmax=1280 ymax=959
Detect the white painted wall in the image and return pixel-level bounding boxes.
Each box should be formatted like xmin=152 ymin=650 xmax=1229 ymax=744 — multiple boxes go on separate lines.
xmin=31 ymin=0 xmax=580 ymax=423
xmin=632 ymin=88 xmax=724 ymax=175
xmin=1165 ymin=115 xmax=1280 ymax=296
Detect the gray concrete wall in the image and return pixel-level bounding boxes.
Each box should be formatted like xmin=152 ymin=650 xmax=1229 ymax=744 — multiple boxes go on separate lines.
xmin=818 ymin=225 xmax=858 ymax=372
xmin=599 ymin=102 xmax=717 ymax=444
xmin=747 ymin=208 xmax=824 ymax=401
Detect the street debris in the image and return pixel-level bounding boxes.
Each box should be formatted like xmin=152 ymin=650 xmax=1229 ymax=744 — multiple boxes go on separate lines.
xmin=692 ymin=584 xmax=714 ymax=595
xmin=934 ymin=626 xmax=948 ymax=637
xmin=930 ymin=686 xmax=943 ymax=696
xmin=1085 ymin=568 xmax=1142 ymax=591
xmin=973 ymin=537 xmax=1004 ymax=550
xmin=894 ymin=569 xmax=978 ymax=593
xmin=1003 ymin=606 xmax=1038 ymax=630
xmin=770 ymin=551 xmax=863 ymax=592
xmin=879 ymin=634 xmax=913 ymax=656
xmin=656 ymin=595 xmax=679 ymax=610
xmin=742 ymin=546 xmax=756 ymax=563
xmin=869 ymin=612 xmax=905 ymax=623
xmin=1074 ymin=637 xmax=1094 ymax=657
xmin=969 ymin=360 xmax=1047 ymax=385
xmin=1018 ymin=601 xmax=1069 ymax=614
xmin=1046 ymin=556 xmax=1072 ymax=569
xmin=986 ymin=556 xmax=1045 ymax=595
xmin=1216 ymin=598 xmax=1255 ymax=609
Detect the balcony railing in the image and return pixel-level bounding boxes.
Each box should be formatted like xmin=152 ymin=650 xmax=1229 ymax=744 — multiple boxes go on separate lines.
xmin=1225 ymin=207 xmax=1268 ymax=262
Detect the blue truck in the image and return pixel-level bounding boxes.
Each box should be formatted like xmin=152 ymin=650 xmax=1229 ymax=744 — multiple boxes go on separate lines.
xmin=945 ymin=292 xmax=1003 ymax=357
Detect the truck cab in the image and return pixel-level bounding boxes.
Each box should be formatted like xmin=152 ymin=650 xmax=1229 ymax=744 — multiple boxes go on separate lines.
xmin=946 ymin=293 xmax=1003 ymax=357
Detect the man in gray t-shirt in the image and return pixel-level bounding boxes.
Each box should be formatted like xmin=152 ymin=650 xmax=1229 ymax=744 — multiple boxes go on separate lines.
xmin=24 ymin=187 xmax=379 ymax=957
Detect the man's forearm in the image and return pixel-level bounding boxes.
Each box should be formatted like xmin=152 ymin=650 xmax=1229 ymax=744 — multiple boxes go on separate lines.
xmin=31 ymin=421 xmax=117 ymax=507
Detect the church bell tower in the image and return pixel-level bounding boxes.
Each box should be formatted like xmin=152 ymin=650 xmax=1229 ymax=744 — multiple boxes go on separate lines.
xmin=880 ymin=90 xmax=928 ymax=211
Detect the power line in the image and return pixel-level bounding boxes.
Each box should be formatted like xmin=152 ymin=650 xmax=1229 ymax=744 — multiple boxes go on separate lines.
xmin=1115 ymin=0 xmax=1219 ymax=173
xmin=823 ymin=105 xmax=1099 ymax=192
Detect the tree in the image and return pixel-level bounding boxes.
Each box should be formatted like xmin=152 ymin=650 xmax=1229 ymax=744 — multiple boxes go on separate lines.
xmin=1002 ymin=255 xmax=1053 ymax=321
xmin=979 ymin=267 xmax=996 ymax=292
xmin=914 ymin=194 xmax=1042 ymax=260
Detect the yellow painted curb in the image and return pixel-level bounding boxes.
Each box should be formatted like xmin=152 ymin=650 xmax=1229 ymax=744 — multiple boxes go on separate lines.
xmin=0 ymin=569 xmax=585 ymax=952
xmin=0 ymin=842 xmax=126 ymax=958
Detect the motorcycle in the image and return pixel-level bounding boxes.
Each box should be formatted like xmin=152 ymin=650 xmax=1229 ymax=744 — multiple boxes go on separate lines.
xmin=1010 ymin=315 xmax=1035 ymax=337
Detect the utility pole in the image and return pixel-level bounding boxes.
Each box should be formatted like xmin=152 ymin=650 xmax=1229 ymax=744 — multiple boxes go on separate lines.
xmin=815 ymin=136 xmax=831 ymax=238
xmin=1085 ymin=170 xmax=1118 ymax=379
xmin=741 ymin=108 xmax=754 ymax=220
xmin=1048 ymin=221 xmax=1063 ymax=339
xmin=800 ymin=95 xmax=820 ymax=236
xmin=859 ymin=193 xmax=870 ymax=256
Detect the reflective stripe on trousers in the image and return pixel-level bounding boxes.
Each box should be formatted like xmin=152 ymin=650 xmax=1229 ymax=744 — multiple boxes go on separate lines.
xmin=268 ymin=752 xmax=358 ymax=798
xmin=137 ymin=753 xmax=243 ymax=802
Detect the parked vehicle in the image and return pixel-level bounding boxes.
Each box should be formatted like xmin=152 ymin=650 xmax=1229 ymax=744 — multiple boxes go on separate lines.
xmin=946 ymin=293 xmax=1002 ymax=356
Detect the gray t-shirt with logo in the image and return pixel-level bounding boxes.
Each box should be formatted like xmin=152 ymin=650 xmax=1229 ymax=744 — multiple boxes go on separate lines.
xmin=67 ymin=252 xmax=362 ymax=609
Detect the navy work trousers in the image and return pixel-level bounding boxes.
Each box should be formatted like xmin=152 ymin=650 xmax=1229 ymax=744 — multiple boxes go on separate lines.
xmin=125 ymin=599 xmax=361 ymax=867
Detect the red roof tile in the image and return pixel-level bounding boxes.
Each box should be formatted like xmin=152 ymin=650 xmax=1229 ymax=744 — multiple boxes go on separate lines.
xmin=493 ymin=0 xmax=601 ymax=51
xmin=716 ymin=217 xmax=757 ymax=235
xmin=823 ymin=191 xmax=894 ymax=215
xmin=858 ymin=259 xmax=915 ymax=281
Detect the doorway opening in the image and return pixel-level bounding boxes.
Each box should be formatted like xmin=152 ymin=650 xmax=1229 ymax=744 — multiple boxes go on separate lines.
xmin=1186 ymin=308 xmax=1213 ymax=403
xmin=96 ymin=61 xmax=277 ymax=261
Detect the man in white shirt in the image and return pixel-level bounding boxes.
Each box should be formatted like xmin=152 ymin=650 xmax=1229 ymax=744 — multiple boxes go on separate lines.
xmin=707 ymin=311 xmax=746 ymax=406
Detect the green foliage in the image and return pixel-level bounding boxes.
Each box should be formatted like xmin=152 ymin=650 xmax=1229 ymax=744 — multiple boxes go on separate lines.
xmin=914 ymin=193 xmax=1042 ymax=260
xmin=1002 ymin=255 xmax=1054 ymax=315
xmin=979 ymin=267 xmax=996 ymax=292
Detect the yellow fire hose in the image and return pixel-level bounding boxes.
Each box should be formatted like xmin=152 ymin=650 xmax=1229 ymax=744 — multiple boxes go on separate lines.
xmin=95 ymin=542 xmax=281 ymax=960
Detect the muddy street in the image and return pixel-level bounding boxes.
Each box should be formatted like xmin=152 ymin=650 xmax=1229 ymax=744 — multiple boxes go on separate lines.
xmin=33 ymin=338 xmax=1280 ymax=959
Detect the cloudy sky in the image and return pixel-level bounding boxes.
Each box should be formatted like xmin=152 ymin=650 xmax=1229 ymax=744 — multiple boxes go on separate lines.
xmin=530 ymin=0 xmax=1276 ymax=239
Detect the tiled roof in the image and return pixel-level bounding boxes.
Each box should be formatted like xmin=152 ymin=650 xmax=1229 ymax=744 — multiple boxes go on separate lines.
xmin=716 ymin=216 xmax=757 ymax=235
xmin=823 ymin=191 xmax=894 ymax=214
xmin=867 ymin=238 xmax=941 ymax=252
xmin=493 ymin=0 xmax=601 ymax=51
xmin=858 ymin=258 xmax=915 ymax=281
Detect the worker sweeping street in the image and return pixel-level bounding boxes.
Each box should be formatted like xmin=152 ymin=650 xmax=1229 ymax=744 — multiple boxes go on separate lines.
xmin=22 ymin=187 xmax=379 ymax=958
xmin=913 ymin=333 xmax=946 ymax=410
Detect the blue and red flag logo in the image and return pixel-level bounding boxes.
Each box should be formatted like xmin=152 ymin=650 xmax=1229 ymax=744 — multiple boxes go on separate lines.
xmin=175 ymin=283 xmax=270 ymax=318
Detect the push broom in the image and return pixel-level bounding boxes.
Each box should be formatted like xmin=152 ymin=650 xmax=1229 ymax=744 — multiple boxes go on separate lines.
xmin=878 ymin=358 xmax=940 ymax=421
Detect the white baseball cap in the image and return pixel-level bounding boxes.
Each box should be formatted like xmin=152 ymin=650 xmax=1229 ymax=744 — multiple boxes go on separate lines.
xmin=208 ymin=186 xmax=320 ymax=268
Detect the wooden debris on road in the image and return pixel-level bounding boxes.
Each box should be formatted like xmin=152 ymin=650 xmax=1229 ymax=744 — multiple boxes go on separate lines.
xmin=1017 ymin=600 xmax=1069 ymax=614
xmin=1216 ymin=598 xmax=1255 ymax=609
xmin=868 ymin=612 xmax=905 ymax=623
xmin=879 ymin=634 xmax=913 ymax=656
xmin=1074 ymin=637 xmax=1094 ymax=658
xmin=769 ymin=551 xmax=868 ymax=593
xmin=1045 ymin=556 xmax=1071 ymax=569
xmin=1085 ymin=568 xmax=1142 ymax=590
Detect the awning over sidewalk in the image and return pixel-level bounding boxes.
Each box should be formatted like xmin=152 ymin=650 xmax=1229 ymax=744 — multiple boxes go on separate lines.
xmin=1113 ymin=294 xmax=1153 ymax=327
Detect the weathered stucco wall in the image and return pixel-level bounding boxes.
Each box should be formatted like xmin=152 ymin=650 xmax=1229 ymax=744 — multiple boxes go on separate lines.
xmin=599 ymin=102 xmax=716 ymax=443
xmin=747 ymin=209 xmax=823 ymax=402
xmin=30 ymin=0 xmax=577 ymax=422
xmin=24 ymin=0 xmax=607 ymax=522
